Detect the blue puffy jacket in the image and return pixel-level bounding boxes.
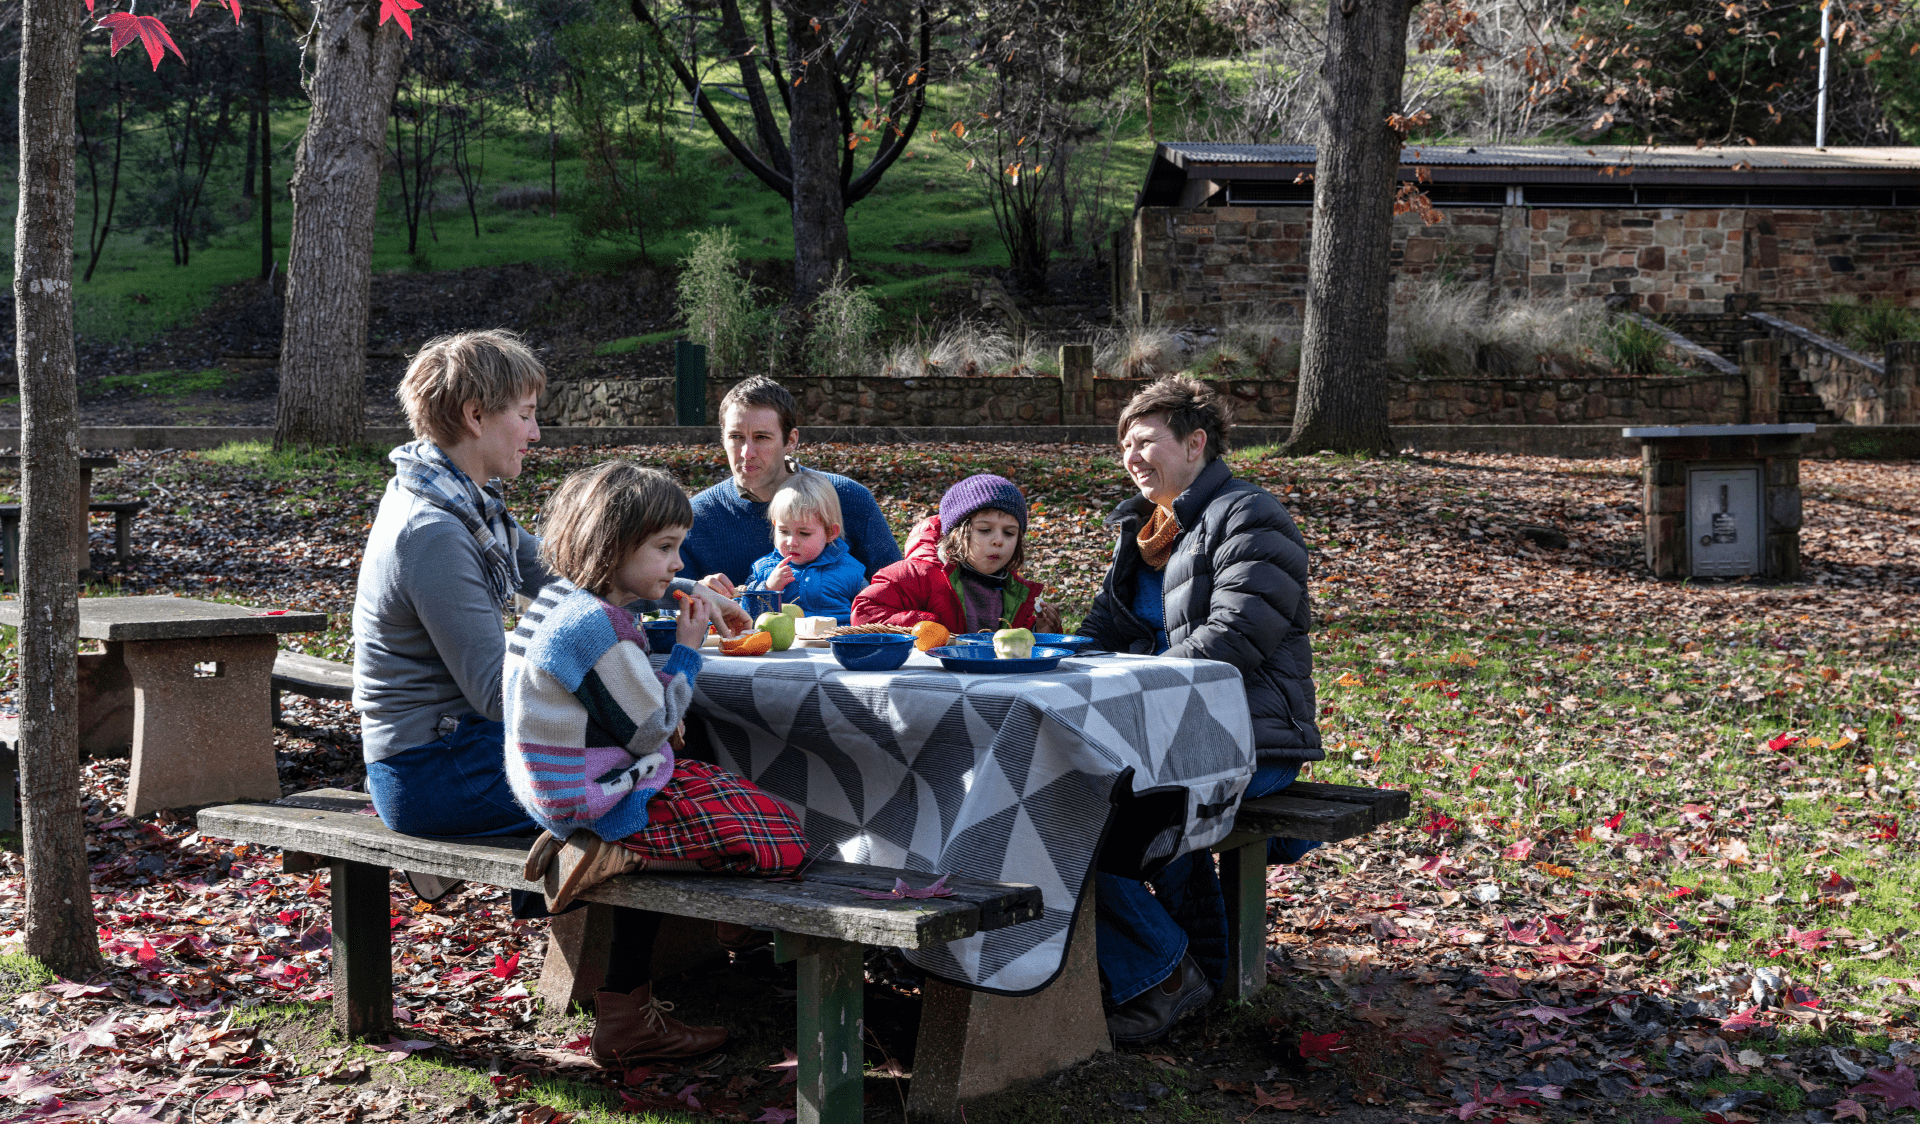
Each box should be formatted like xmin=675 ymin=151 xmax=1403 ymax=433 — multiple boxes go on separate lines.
xmin=744 ymin=536 xmax=869 ymax=625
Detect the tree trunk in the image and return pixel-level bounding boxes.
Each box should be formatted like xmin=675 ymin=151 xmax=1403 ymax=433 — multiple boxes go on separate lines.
xmin=1283 ymin=0 xmax=1411 ymax=457
xmin=786 ymin=6 xmax=850 ymax=308
xmin=14 ymin=0 xmax=102 ymax=981
xmin=274 ymin=0 xmax=407 ymax=450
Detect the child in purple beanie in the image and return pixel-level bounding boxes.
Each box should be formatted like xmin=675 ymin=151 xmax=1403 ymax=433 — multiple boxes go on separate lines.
xmin=851 ymin=474 xmax=1046 ymax=635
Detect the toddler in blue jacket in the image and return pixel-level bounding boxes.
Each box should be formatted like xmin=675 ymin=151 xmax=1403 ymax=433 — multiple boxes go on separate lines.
xmin=740 ymin=470 xmax=869 ymax=624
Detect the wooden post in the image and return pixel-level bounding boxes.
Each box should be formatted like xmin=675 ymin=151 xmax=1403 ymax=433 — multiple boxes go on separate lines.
xmin=1059 ymin=344 xmax=1095 ymax=425
xmin=1219 ymin=839 xmax=1269 ymax=1002
xmin=330 ymin=859 xmax=393 ymax=1040
xmin=537 ymin=902 xmax=613 ymax=1015
xmin=1741 ymin=338 xmax=1779 ymax=425
xmin=792 ymin=937 xmax=864 ymax=1124
xmin=675 ymin=341 xmax=708 ymax=426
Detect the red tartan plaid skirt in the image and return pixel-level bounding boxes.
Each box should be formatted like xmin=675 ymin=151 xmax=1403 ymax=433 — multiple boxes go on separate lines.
xmin=614 ymin=759 xmax=808 ymax=875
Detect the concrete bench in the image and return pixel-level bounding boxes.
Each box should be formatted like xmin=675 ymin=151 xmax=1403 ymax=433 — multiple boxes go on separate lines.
xmin=271 ymin=651 xmax=354 ymax=725
xmin=197 ymin=789 xmax=1045 ymax=1124
xmin=0 ymin=499 xmax=148 ymax=580
xmin=1214 ymin=780 xmax=1411 ymax=1000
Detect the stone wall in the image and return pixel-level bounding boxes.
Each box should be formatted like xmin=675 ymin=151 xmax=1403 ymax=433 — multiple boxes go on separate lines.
xmin=1750 ymin=313 xmax=1892 ymax=425
xmin=1126 ymin=204 xmax=1920 ymax=326
xmin=545 ymin=369 xmax=1749 ymax=429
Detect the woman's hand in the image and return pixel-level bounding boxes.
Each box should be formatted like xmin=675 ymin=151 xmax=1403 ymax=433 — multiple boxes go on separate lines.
xmin=687 ymin=582 xmax=751 ymax=637
xmin=699 ymin=572 xmax=738 ymax=598
xmin=673 ymin=591 xmax=711 ymax=649
xmin=767 ymin=560 xmax=795 ymax=592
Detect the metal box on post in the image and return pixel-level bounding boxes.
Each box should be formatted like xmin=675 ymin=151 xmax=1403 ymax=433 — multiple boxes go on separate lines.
xmin=1687 ymin=466 xmax=1760 ymax=577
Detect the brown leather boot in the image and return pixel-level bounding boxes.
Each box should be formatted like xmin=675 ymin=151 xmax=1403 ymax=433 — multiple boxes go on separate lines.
xmin=590 ymin=985 xmax=727 ymax=1065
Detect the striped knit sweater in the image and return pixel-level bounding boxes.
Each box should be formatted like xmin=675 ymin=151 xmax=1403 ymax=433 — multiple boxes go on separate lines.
xmin=504 ymin=580 xmax=701 ymax=840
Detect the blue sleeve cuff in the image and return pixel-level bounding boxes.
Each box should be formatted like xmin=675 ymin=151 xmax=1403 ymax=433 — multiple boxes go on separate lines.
xmin=663 ymin=644 xmax=703 ymax=685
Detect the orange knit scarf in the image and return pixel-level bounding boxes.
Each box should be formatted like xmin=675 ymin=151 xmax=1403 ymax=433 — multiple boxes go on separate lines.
xmin=1136 ymin=505 xmax=1179 ymax=571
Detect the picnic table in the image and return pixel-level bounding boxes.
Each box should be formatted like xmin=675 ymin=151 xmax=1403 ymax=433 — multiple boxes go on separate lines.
xmin=0 ymin=595 xmax=327 ymax=815
xmin=0 ymin=454 xmax=121 ymax=577
xmin=674 ymin=644 xmax=1258 ymax=1110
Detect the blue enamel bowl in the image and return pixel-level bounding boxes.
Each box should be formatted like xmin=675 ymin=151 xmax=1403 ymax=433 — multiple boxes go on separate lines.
xmin=928 ymin=644 xmax=1075 ymax=674
xmin=643 ymin=620 xmax=679 ymax=655
xmin=829 ymin=633 xmax=914 ymax=671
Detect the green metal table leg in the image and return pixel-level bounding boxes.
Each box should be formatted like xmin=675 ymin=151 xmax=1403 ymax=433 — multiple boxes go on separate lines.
xmin=330 ymin=859 xmax=393 ymax=1040
xmin=790 ymin=936 xmax=864 ymax=1124
xmin=1220 ymin=839 xmax=1268 ymax=1002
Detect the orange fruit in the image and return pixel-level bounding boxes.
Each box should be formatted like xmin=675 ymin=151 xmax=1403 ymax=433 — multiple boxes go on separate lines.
xmin=911 ymin=621 xmax=950 ymax=652
xmin=719 ymin=631 xmax=774 ymax=657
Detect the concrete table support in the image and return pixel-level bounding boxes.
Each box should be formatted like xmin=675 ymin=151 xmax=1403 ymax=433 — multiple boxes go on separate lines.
xmin=0 ymin=596 xmax=326 ymax=815
xmin=906 ymin=891 xmax=1111 ymax=1120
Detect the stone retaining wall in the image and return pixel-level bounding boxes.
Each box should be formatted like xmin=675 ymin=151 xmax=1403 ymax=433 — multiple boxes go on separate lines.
xmin=544 ymin=370 xmax=1750 ymax=430
xmin=1125 ymin=204 xmax=1920 ymax=325
xmin=1749 ymin=313 xmax=1891 ymax=425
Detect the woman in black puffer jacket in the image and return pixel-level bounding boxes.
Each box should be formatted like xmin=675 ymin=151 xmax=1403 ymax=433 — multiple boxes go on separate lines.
xmin=1078 ymin=376 xmax=1322 ymax=1046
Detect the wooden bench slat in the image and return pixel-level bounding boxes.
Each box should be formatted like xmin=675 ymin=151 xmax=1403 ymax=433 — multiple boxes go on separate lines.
xmin=1227 ymin=794 xmax=1374 ymax=842
xmin=197 ymin=793 xmax=1042 ymax=950
xmin=271 ymin=652 xmax=355 ymax=701
xmin=1278 ymin=781 xmax=1412 ymax=825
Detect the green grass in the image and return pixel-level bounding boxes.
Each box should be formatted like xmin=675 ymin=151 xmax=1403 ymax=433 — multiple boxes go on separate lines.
xmin=88 ymin=368 xmax=238 ymax=399
xmin=592 ymin=328 xmax=682 ymax=356
xmin=197 ymin=440 xmax=393 ymax=488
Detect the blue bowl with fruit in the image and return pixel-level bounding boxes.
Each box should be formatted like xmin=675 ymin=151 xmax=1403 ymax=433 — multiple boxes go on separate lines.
xmin=829 ymin=633 xmax=914 ymax=671
xmin=643 ymin=619 xmax=679 ymax=655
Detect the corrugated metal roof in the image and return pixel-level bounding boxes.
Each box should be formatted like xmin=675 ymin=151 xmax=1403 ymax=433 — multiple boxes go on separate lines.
xmin=1159 ymin=142 xmax=1920 ymax=171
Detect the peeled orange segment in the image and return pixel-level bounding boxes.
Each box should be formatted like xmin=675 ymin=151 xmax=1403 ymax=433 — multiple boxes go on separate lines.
xmin=911 ymin=621 xmax=950 ymax=652
xmin=719 ymin=631 xmax=774 ymax=657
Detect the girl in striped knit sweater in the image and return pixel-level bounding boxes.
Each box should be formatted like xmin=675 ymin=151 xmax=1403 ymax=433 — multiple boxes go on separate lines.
xmin=505 ymin=462 xmax=805 ymax=1066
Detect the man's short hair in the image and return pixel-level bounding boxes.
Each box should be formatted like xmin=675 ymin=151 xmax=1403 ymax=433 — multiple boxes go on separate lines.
xmin=769 ymin=470 xmax=844 ymax=534
xmin=1116 ymin=376 xmax=1232 ymax=462
xmin=398 ymin=329 xmax=547 ymax=448
xmin=718 ymin=377 xmax=799 ymax=441
xmin=539 ymin=462 xmax=693 ymax=598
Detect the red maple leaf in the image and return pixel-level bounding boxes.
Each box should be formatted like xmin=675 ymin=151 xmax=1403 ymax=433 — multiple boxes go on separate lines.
xmin=1852 ymin=1065 xmax=1920 ymax=1111
xmin=1870 ymin=816 xmax=1899 ymax=841
xmin=1767 ymin=732 xmax=1800 ymax=751
xmin=98 ymin=13 xmax=184 ymax=70
xmin=186 ymin=0 xmax=244 ymax=23
xmin=1830 ymin=1097 xmax=1869 ymax=1121
xmin=1602 ymin=811 xmax=1626 ymax=830
xmin=1784 ymin=926 xmax=1834 ymax=952
xmin=1298 ymin=1031 xmax=1348 ymax=1061
xmin=1500 ymin=838 xmax=1534 ymax=861
xmin=489 ymin=952 xmax=519 ymax=980
xmin=1719 ymin=1006 xmax=1766 ymax=1031
xmin=1822 ymin=870 xmax=1857 ymax=894
xmin=377 ymin=0 xmax=423 ymax=37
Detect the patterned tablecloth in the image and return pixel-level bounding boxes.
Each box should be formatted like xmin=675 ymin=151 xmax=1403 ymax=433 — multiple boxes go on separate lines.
xmin=670 ymin=647 xmax=1255 ymax=994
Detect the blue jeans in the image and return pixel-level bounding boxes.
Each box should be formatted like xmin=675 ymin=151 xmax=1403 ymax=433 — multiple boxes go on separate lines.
xmin=365 ymin=715 xmax=539 ymax=837
xmin=1095 ymin=762 xmax=1320 ymax=1003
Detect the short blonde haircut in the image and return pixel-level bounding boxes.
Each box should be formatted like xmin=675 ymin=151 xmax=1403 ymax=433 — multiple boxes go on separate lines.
xmin=399 ymin=329 xmax=548 ymax=447
xmin=539 ymin=462 xmax=693 ymax=598
xmin=768 ymin=471 xmax=843 ymax=535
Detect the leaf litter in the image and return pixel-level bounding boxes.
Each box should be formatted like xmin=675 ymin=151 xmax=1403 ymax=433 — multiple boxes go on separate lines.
xmin=0 ymin=444 xmax=1913 ymax=1122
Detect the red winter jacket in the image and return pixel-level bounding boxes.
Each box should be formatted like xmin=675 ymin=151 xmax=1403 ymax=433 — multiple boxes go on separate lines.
xmin=852 ymin=515 xmax=1041 ymax=634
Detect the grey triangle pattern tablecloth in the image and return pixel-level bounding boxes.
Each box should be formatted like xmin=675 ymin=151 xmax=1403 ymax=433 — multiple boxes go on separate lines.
xmin=668 ymin=648 xmax=1255 ymax=994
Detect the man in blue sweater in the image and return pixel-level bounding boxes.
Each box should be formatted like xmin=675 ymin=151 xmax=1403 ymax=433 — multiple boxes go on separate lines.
xmin=683 ymin=378 xmax=902 ymax=594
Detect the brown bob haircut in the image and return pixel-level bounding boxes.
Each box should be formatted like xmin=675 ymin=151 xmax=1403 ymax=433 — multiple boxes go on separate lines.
xmin=937 ymin=514 xmax=1027 ymax=576
xmin=718 ymin=376 xmax=799 ymax=442
xmin=539 ymin=462 xmax=693 ymax=598
xmin=1116 ymin=375 xmax=1233 ymax=462
xmin=399 ymin=329 xmax=548 ymax=448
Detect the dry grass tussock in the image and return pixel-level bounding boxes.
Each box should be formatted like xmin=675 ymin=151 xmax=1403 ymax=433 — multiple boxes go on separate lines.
xmin=1391 ymin=281 xmax=1609 ymax=377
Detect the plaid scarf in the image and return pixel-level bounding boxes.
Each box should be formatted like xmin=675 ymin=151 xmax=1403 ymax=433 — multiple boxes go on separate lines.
xmin=390 ymin=439 xmax=521 ymax=610
xmin=1136 ymin=504 xmax=1180 ymax=571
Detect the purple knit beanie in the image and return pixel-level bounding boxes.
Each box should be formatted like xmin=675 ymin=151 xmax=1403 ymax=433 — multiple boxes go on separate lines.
xmin=940 ymin=474 xmax=1027 ymax=533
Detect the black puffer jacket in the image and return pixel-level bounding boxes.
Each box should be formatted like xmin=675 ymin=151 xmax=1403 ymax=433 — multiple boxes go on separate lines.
xmin=1079 ymin=458 xmax=1322 ymax=767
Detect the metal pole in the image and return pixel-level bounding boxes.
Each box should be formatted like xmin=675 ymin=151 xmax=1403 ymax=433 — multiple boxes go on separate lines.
xmin=1816 ymin=0 xmax=1831 ymax=149
xmin=674 ymin=340 xmax=708 ymax=426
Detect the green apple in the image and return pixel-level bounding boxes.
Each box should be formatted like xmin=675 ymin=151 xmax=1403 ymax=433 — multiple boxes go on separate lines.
xmin=782 ymin=602 xmax=805 ymax=619
xmin=993 ymin=627 xmax=1036 ymax=660
xmin=755 ymin=611 xmax=796 ymax=651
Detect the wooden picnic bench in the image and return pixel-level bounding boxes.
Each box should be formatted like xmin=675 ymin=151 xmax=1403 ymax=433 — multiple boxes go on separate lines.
xmin=197 ymin=789 xmax=1046 ymax=1124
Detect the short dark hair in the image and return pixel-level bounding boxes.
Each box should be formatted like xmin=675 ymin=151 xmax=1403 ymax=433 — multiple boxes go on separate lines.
xmin=719 ymin=377 xmax=799 ymax=441
xmin=540 ymin=462 xmax=693 ymax=598
xmin=1116 ymin=376 xmax=1232 ymax=462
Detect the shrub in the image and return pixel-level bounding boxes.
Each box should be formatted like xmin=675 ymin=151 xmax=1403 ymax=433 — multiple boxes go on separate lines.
xmin=882 ymin=320 xmax=1018 ymax=378
xmin=1603 ymin=317 xmax=1670 ymax=375
xmin=1392 ymin=282 xmax=1606 ymax=377
xmin=1094 ymin=322 xmax=1182 ymax=380
xmin=1851 ymin=301 xmax=1920 ymax=351
xmin=677 ymin=228 xmax=770 ymax=377
xmin=1818 ymin=297 xmax=1860 ymax=342
xmin=807 ymin=268 xmax=884 ymax=377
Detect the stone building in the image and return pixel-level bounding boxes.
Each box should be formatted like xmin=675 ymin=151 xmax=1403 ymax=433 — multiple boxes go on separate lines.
xmin=1121 ymin=144 xmax=1920 ymax=325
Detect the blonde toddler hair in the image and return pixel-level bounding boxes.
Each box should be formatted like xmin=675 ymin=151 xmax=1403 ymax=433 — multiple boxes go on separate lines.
xmin=398 ymin=329 xmax=548 ymax=448
xmin=540 ymin=462 xmax=693 ymax=598
xmin=768 ymin=470 xmax=843 ymax=536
